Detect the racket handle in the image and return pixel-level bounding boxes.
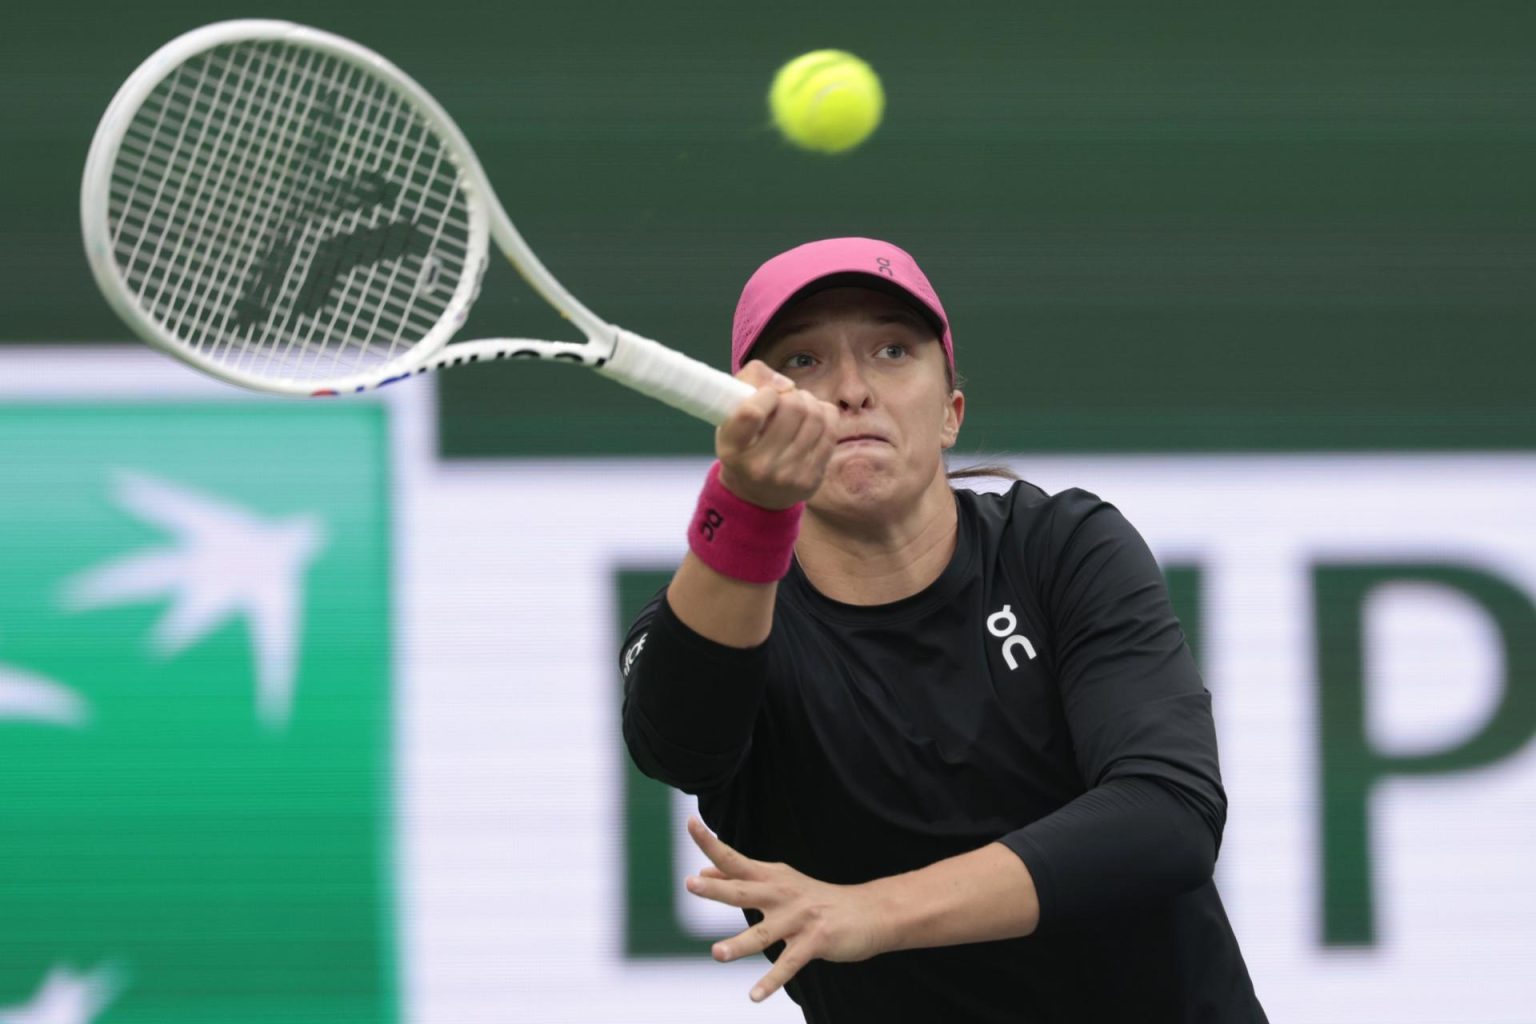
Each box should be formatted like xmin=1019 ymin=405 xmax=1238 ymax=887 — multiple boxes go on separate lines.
xmin=599 ymin=329 xmax=755 ymax=426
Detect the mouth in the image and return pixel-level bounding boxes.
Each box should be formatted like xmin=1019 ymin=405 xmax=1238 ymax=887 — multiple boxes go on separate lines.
xmin=836 ymin=434 xmax=890 ymax=446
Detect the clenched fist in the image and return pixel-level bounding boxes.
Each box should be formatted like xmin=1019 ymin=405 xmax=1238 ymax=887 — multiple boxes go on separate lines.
xmin=716 ymin=360 xmax=840 ymax=510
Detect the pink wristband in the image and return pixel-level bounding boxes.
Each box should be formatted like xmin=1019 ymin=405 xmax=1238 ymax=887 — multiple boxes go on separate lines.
xmin=688 ymin=461 xmax=803 ymax=583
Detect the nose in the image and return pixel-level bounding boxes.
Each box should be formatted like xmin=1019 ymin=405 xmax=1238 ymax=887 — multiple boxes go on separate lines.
xmin=830 ymin=352 xmax=872 ymax=412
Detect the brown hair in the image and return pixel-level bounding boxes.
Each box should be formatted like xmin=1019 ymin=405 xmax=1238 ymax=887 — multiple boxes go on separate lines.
xmin=947 ymin=463 xmax=1021 ymax=482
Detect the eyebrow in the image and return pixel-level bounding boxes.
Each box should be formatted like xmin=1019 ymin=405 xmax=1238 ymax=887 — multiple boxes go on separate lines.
xmin=765 ymin=309 xmax=934 ymax=346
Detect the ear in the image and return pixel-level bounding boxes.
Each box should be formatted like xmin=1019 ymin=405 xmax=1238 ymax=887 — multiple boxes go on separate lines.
xmin=940 ymin=389 xmax=965 ymax=449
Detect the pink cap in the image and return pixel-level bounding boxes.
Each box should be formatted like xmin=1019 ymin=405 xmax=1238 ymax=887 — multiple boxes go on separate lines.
xmin=730 ymin=237 xmax=954 ymax=373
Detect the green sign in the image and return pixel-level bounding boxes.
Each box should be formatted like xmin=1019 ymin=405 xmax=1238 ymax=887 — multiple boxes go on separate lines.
xmin=0 ymin=403 xmax=395 ymax=1023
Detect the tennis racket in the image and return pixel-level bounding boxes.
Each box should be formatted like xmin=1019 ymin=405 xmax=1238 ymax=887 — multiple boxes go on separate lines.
xmin=81 ymin=19 xmax=754 ymax=423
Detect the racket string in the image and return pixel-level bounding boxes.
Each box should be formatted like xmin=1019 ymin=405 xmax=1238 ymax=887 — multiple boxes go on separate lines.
xmin=115 ymin=45 xmax=337 ymax=361
xmin=352 ymin=93 xmax=449 ymax=368
xmin=167 ymin=44 xmax=306 ymax=365
xmin=261 ymin=56 xmax=383 ymax=379
xmin=116 ymin=53 xmax=290 ymax=362
xmin=121 ymin=53 xmax=223 ymax=312
xmin=193 ymin=43 xmax=334 ymax=370
xmin=297 ymin=64 xmax=450 ymax=379
xmin=105 ymin=37 xmax=474 ymax=384
xmin=189 ymin=48 xmax=397 ymax=375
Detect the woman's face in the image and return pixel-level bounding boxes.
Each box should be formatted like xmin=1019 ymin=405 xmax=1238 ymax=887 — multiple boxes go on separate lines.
xmin=751 ymin=286 xmax=964 ymax=520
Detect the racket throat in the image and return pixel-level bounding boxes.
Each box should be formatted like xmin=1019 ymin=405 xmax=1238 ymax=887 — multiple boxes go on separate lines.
xmin=418 ymin=338 xmax=607 ymax=374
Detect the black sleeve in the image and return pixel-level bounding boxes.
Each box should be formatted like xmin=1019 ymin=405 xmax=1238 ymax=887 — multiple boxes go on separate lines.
xmin=998 ymin=490 xmax=1227 ymax=933
xmin=619 ymin=587 xmax=773 ymax=794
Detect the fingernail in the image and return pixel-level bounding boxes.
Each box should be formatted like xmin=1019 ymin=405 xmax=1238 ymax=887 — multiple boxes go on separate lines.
xmin=750 ymin=987 xmax=765 ymax=1002
xmin=771 ymin=373 xmax=792 ymax=389
xmin=685 ymin=876 xmax=699 ymax=892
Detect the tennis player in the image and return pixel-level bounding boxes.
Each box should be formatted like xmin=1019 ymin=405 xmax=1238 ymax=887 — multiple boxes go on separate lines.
xmin=620 ymin=237 xmax=1268 ymax=1022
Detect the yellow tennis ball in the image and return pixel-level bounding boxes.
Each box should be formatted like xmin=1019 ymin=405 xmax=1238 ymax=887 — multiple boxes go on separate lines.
xmin=769 ymin=50 xmax=884 ymax=154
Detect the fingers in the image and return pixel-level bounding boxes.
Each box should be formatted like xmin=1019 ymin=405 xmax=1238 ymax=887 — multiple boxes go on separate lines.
xmin=681 ymin=816 xmax=817 ymax=1004
xmin=714 ymin=358 xmax=839 ymax=509
xmin=776 ymin=394 xmax=838 ymax=472
xmin=715 ymin=382 xmax=783 ymax=457
xmin=717 ymin=391 xmax=836 ymax=507
xmin=712 ymin=915 xmax=788 ymax=961
xmin=752 ymin=391 xmax=831 ymax=479
xmin=750 ymin=943 xmax=812 ymax=1003
xmin=686 ymin=816 xmax=757 ymax=878
xmin=696 ymin=903 xmax=813 ymax=1004
xmin=736 ymin=359 xmax=794 ymax=393
xmin=684 ymin=872 xmax=762 ymax=911
xmin=722 ymin=386 xmax=815 ymax=459
xmin=717 ymin=362 xmax=796 ymax=455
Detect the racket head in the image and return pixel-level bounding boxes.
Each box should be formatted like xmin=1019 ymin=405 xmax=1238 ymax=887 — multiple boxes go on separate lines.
xmin=81 ymin=20 xmax=492 ymax=395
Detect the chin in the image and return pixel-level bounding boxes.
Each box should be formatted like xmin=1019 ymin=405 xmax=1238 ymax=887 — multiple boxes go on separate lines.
xmin=813 ymin=459 xmax=912 ymax=516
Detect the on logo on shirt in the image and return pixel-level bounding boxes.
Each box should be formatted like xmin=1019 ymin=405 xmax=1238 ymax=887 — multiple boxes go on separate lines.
xmin=987 ymin=604 xmax=1037 ymax=670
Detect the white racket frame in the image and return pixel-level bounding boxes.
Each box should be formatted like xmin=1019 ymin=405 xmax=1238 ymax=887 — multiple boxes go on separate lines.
xmin=81 ymin=19 xmax=753 ymax=424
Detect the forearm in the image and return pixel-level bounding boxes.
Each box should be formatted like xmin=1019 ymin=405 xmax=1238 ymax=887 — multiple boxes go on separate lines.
xmin=863 ymin=775 xmax=1218 ymax=951
xmin=621 ymin=594 xmax=773 ymax=792
xmin=1002 ymin=775 xmax=1219 ymax=930
xmin=667 ymin=551 xmax=778 ymax=648
xmin=867 ymin=841 xmax=1040 ymax=952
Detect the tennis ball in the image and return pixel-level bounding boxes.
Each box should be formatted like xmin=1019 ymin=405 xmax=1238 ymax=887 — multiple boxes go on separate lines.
xmin=769 ymin=50 xmax=884 ymax=154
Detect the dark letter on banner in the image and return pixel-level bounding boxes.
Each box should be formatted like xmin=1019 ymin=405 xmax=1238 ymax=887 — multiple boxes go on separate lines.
xmin=1314 ymin=563 xmax=1536 ymax=946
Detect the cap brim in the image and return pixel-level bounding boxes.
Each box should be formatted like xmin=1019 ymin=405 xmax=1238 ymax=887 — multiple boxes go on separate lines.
xmin=746 ymin=271 xmax=948 ymax=363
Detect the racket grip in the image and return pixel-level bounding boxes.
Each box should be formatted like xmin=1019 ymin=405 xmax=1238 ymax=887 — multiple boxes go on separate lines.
xmin=599 ymin=329 xmax=755 ymax=426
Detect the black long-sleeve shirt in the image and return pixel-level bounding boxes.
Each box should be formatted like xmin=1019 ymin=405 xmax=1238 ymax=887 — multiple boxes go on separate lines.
xmin=621 ymin=482 xmax=1268 ymax=1023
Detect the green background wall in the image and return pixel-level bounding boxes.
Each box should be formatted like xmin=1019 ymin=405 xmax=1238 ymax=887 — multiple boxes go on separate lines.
xmin=5 ymin=0 xmax=1532 ymax=454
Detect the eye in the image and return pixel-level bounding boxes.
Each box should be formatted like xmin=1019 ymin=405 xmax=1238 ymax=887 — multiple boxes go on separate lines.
xmin=877 ymin=342 xmax=908 ymax=359
xmin=781 ymin=352 xmax=817 ymax=370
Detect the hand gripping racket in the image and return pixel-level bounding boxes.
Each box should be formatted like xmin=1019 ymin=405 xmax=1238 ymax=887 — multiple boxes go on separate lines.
xmin=81 ymin=19 xmax=754 ymax=423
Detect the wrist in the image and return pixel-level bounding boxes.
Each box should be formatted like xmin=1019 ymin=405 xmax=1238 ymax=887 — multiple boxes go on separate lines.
xmin=858 ymin=844 xmax=1040 ymax=954
xmin=688 ymin=461 xmax=803 ymax=584
xmin=716 ymin=462 xmax=798 ymax=513
xmin=858 ymin=874 xmax=910 ymax=956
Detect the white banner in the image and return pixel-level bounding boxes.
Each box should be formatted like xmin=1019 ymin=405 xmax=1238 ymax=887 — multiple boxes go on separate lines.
xmin=6 ymin=350 xmax=1533 ymax=1023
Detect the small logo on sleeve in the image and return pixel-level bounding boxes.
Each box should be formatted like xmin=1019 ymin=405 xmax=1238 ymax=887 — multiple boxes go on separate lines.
xmin=987 ymin=605 xmax=1037 ymax=671
xmin=622 ymin=632 xmax=648 ymax=677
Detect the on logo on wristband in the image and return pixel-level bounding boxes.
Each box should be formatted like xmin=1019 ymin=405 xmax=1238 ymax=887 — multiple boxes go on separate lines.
xmin=688 ymin=461 xmax=802 ymax=584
